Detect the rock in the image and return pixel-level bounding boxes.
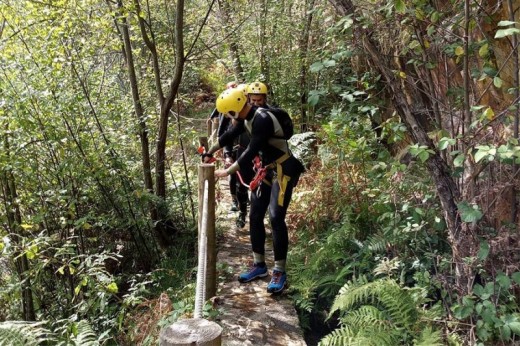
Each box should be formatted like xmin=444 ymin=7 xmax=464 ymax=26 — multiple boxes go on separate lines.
xmin=288 ymin=131 xmax=318 ymax=169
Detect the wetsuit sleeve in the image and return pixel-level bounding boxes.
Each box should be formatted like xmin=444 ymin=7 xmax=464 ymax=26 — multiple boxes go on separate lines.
xmin=228 ymin=114 xmax=274 ymax=174
xmin=208 ymin=120 xmax=246 ymax=155
xmin=209 ymin=108 xmax=219 ymax=119
xmin=218 ymin=116 xmax=233 ymax=157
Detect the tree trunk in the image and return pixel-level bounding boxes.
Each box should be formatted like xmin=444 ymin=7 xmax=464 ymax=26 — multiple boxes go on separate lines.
xmin=1 ymin=123 xmax=36 ymax=321
xmin=330 ymin=0 xmax=477 ymax=295
xmin=117 ymin=0 xmax=155 ymax=210
xmin=155 ymin=0 xmax=185 ymax=201
xmin=298 ymin=0 xmax=316 ymax=131
xmin=217 ymin=0 xmax=244 ymax=81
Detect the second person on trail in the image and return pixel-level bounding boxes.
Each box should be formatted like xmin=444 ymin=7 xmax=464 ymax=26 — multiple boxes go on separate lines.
xmin=219 ymin=83 xmax=252 ymax=229
xmin=202 ymin=84 xmax=304 ymax=294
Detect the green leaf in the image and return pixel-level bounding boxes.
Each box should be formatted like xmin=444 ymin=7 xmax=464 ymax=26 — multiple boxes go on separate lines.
xmin=106 ymin=282 xmax=118 ymax=294
xmin=497 ymin=20 xmax=517 ymax=27
xmin=431 ymin=11 xmax=440 ymax=23
xmin=457 ymin=201 xmax=483 ymax=223
xmin=418 ymin=150 xmax=430 ymax=162
xmin=308 ymin=93 xmax=320 ymax=106
xmin=438 ymin=137 xmax=455 ymax=150
xmin=395 ymin=0 xmax=406 ymax=14
xmin=495 ymin=28 xmax=520 ymax=39
xmin=477 ymin=241 xmax=489 ymax=261
xmin=483 ymin=107 xmax=495 ymax=120
xmin=453 ymin=304 xmax=473 ymax=319
xmin=323 ymin=59 xmax=336 ymax=67
xmin=26 ymin=244 xmax=39 ymax=260
xmin=496 ymin=273 xmax=511 ymax=289
xmin=310 ymin=61 xmax=324 ymax=73
xmin=473 ymin=284 xmax=484 ymax=297
xmin=483 ymin=66 xmax=498 ymax=77
xmin=478 ymin=43 xmax=489 ymax=58
xmin=512 ymin=272 xmax=520 ymax=284
xmin=453 ymin=154 xmax=465 ymax=167
xmin=474 ymin=149 xmax=489 ymax=163
xmin=501 ymin=325 xmax=511 ymax=340
xmin=493 ymin=76 xmax=503 ymax=88
xmin=509 ymin=322 xmax=520 ymax=335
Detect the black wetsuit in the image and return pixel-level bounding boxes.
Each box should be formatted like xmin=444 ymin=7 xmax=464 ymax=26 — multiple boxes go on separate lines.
xmin=217 ymin=106 xmax=304 ymax=261
xmin=218 ymin=116 xmax=253 ymax=216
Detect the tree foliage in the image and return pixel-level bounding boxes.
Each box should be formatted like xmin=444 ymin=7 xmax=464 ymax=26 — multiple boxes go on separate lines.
xmin=2 ymin=0 xmax=520 ymax=344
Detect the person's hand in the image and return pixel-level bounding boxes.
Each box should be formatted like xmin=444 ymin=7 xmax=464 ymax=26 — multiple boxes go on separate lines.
xmin=201 ymin=153 xmax=214 ymax=163
xmin=224 ymin=157 xmax=234 ymax=168
xmin=215 ymin=169 xmax=229 ymax=178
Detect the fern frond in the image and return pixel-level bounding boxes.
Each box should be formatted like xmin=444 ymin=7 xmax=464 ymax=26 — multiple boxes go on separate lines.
xmin=377 ymin=284 xmax=418 ymax=328
xmin=364 ymin=233 xmax=387 ymax=252
xmin=327 ymin=278 xmax=441 ymax=346
xmin=342 ymin=305 xmax=390 ymax=331
xmin=72 ymin=320 xmax=99 ymax=346
xmin=318 ymin=326 xmax=358 ymax=346
xmin=413 ymin=326 xmax=443 ymax=346
xmin=330 ymin=276 xmax=370 ymax=314
xmin=319 ymin=324 xmax=397 ymax=346
xmin=331 ymin=278 xmax=419 ymax=328
xmin=0 ymin=321 xmax=51 ymax=346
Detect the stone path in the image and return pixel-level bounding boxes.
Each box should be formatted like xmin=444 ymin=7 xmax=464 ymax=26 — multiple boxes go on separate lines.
xmin=214 ymin=180 xmax=306 ymax=346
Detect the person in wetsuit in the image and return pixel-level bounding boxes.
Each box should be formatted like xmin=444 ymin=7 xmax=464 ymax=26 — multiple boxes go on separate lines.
xmin=203 ymin=86 xmax=304 ymax=293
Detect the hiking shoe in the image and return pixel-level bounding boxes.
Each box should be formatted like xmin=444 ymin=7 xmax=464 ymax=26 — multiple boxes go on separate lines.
xmin=230 ymin=201 xmax=239 ymax=212
xmin=267 ymin=270 xmax=287 ymax=293
xmin=238 ymin=263 xmax=268 ymax=283
xmin=236 ymin=213 xmax=246 ymax=228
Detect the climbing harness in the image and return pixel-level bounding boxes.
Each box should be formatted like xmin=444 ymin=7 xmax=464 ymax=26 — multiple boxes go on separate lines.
xmin=242 ymin=154 xmax=290 ymax=205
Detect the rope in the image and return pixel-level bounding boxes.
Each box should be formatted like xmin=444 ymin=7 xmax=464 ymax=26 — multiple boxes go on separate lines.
xmin=194 ymin=179 xmax=209 ymax=318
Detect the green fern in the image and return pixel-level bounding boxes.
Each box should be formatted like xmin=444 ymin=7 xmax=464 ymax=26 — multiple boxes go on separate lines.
xmin=414 ymin=327 xmax=443 ymax=346
xmin=72 ymin=320 xmax=100 ymax=346
xmin=319 ymin=324 xmax=396 ymax=346
xmin=323 ymin=277 xmax=443 ymax=345
xmin=0 ymin=321 xmax=51 ymax=346
xmin=330 ymin=277 xmax=417 ymax=328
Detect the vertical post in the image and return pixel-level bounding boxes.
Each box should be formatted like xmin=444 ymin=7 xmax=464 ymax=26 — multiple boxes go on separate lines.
xmin=208 ymin=117 xmax=219 ymax=147
xmin=160 ymin=318 xmax=222 ymax=345
xmin=198 ymin=164 xmax=216 ymax=299
xmin=159 ymin=164 xmax=220 ymax=346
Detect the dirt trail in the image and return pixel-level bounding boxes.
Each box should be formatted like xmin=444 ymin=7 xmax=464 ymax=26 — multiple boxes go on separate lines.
xmin=214 ymin=180 xmax=306 ymax=346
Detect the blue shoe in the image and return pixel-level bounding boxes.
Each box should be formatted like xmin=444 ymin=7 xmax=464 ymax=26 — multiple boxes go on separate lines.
xmin=267 ymin=270 xmax=287 ymax=293
xmin=238 ymin=263 xmax=268 ymax=283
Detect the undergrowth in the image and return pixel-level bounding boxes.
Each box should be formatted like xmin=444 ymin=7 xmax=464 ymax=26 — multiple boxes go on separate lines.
xmin=288 ymin=123 xmax=454 ymax=344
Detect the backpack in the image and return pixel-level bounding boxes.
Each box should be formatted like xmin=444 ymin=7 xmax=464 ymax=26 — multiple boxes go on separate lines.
xmin=265 ymin=107 xmax=294 ymax=140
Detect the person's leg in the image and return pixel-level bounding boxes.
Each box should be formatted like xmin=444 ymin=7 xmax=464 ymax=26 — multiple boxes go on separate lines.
xmin=266 ymin=178 xmax=295 ymax=293
xmin=235 ymin=179 xmax=248 ymax=228
xmin=238 ymin=180 xmax=271 ymax=282
xmin=229 ymin=172 xmax=239 ymax=212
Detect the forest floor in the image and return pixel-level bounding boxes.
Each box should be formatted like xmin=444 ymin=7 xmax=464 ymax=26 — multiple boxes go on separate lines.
xmin=214 ymin=179 xmax=307 ymax=346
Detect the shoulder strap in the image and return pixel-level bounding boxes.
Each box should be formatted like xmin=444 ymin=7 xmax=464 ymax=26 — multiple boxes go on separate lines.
xmin=244 ymin=109 xmax=260 ymax=134
xmin=265 ymin=110 xmax=284 ymax=138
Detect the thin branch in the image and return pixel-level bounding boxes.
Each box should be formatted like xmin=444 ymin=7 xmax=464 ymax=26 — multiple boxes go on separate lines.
xmin=185 ymin=0 xmax=217 ymax=59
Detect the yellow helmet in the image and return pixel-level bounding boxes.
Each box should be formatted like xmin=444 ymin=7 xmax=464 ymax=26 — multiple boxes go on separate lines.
xmin=247 ymin=81 xmax=268 ymax=95
xmin=216 ymin=88 xmax=247 ymax=118
xmin=236 ymin=83 xmax=249 ymax=95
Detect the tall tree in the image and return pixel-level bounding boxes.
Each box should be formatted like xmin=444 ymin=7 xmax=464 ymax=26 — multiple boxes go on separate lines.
xmin=328 ymin=0 xmax=477 ymax=294
xmin=1 ymin=121 xmax=35 ymax=321
xmin=113 ymin=0 xmax=188 ymax=246
xmin=299 ymin=0 xmax=316 ymax=130
xmin=217 ymin=0 xmax=244 ymax=81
